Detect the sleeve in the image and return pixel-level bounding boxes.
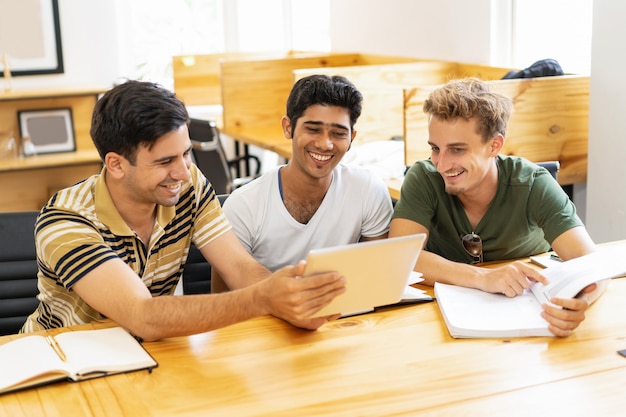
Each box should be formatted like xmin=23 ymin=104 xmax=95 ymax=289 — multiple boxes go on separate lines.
xmin=221 ymin=190 xmax=257 ymax=254
xmin=528 ymin=171 xmax=583 ymax=244
xmin=360 ymin=174 xmax=394 ymax=238
xmin=190 ymin=167 xmax=231 ymax=249
xmin=392 ymin=162 xmax=438 ymax=229
xmin=36 ymin=210 xmax=119 ymax=290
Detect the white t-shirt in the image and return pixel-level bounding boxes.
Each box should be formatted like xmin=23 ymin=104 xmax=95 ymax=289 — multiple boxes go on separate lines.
xmin=222 ymin=164 xmax=393 ymax=271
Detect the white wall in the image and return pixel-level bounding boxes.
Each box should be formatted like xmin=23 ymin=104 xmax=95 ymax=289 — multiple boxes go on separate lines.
xmin=7 ymin=0 xmax=124 ymax=90
xmin=329 ymin=0 xmax=493 ymax=63
xmin=585 ymin=1 xmax=626 ymax=243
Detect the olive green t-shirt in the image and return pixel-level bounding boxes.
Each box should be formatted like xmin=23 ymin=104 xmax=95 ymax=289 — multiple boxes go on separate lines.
xmin=393 ymin=156 xmax=582 ymax=263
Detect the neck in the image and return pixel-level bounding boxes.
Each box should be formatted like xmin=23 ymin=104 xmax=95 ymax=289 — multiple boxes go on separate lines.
xmin=106 ymin=173 xmax=157 ymax=238
xmin=281 ymin=164 xmax=332 ymax=202
xmin=458 ymin=163 xmax=499 ymax=229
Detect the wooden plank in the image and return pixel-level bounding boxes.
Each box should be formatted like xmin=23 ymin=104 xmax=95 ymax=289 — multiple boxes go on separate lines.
xmin=173 ymin=52 xmax=298 ymax=106
xmin=404 ymin=75 xmax=590 ymax=185
xmin=293 ymin=61 xmax=511 ymax=147
xmin=220 ymin=53 xmax=365 ymax=131
xmin=0 ymin=160 xmax=102 ymax=212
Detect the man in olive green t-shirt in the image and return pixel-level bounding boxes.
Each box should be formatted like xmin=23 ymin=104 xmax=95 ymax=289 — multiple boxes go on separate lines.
xmin=390 ymin=78 xmax=606 ymax=338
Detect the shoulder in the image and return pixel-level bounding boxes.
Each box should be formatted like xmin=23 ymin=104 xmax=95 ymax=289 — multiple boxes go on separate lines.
xmin=497 ymin=155 xmax=554 ymax=186
xmin=335 ymin=164 xmax=385 ymax=188
xmin=403 ymin=159 xmax=441 ymax=190
xmin=405 ymin=159 xmax=438 ymax=177
xmin=223 ymin=168 xmax=278 ymax=209
xmin=45 ymin=174 xmax=99 ymax=222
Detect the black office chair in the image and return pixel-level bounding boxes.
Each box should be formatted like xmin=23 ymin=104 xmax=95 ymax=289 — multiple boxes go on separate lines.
xmin=536 ymin=160 xmax=559 ymax=181
xmin=188 ymin=118 xmax=261 ymax=195
xmin=0 ymin=211 xmax=40 ymax=335
xmin=181 ymin=194 xmax=229 ymax=295
xmin=536 ymin=160 xmax=573 ymax=200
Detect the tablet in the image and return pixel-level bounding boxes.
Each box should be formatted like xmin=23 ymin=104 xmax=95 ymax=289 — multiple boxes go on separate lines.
xmin=303 ymin=233 xmax=426 ymax=318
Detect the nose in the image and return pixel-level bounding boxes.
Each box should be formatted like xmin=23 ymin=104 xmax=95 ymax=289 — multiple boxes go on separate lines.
xmin=433 ymin=150 xmax=450 ymax=174
xmin=315 ymin=129 xmax=334 ymax=150
xmin=172 ymin=155 xmax=192 ymax=181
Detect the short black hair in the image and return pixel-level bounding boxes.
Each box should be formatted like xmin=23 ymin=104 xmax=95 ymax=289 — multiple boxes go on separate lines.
xmin=285 ymin=75 xmax=362 ymax=137
xmin=90 ymin=80 xmax=189 ymax=164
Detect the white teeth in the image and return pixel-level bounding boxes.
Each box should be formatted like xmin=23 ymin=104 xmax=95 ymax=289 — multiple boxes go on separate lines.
xmin=310 ymin=152 xmax=331 ymax=162
xmin=445 ymin=170 xmax=463 ymax=177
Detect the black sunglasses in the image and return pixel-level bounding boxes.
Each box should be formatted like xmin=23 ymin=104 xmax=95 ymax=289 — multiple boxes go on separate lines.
xmin=461 ymin=232 xmax=483 ymax=264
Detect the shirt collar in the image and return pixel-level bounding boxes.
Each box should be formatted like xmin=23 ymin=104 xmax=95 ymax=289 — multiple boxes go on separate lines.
xmin=94 ymin=167 xmax=176 ymax=236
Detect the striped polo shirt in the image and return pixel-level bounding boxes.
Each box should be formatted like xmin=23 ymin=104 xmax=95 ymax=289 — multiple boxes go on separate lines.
xmin=21 ymin=164 xmax=230 ymax=332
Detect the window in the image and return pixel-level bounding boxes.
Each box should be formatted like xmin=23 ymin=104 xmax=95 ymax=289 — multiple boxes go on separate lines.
xmin=493 ymin=0 xmax=593 ymax=74
xmin=128 ymin=0 xmax=329 ymax=89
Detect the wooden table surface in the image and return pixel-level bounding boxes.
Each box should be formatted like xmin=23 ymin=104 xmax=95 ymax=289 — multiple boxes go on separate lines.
xmin=3 ymin=254 xmax=626 ymax=416
xmin=222 ymin=125 xmax=293 ymax=160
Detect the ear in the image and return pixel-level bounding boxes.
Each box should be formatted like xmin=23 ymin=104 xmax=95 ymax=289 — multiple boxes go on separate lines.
xmin=104 ymin=152 xmax=127 ymax=179
xmin=281 ymin=116 xmax=293 ymax=139
xmin=347 ymin=129 xmax=357 ymax=151
xmin=489 ymin=134 xmax=504 ymax=156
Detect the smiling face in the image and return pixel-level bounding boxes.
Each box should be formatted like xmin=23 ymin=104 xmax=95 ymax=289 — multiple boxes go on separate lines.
xmin=283 ymin=104 xmax=355 ymax=181
xmin=428 ymin=116 xmax=501 ymax=197
xmin=119 ymin=124 xmax=193 ymax=208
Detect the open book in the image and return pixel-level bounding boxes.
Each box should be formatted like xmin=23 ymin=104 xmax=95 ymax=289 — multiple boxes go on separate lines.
xmin=435 ymin=245 xmax=626 ymax=338
xmin=394 ymin=272 xmax=432 ymax=306
xmin=0 ymin=327 xmax=157 ymax=394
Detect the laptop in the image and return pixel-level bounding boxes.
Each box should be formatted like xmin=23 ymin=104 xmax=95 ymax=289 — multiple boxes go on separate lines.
xmin=303 ymin=233 xmax=427 ymax=318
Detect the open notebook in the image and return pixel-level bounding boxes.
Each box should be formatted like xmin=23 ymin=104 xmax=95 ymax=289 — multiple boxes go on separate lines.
xmin=303 ymin=233 xmax=428 ymax=318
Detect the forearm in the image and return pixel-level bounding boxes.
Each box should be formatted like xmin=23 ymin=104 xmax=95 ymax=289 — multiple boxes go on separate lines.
xmin=222 ymin=259 xmax=271 ymax=290
xmin=417 ymin=250 xmax=485 ymax=289
xmin=128 ymin=285 xmax=268 ymax=341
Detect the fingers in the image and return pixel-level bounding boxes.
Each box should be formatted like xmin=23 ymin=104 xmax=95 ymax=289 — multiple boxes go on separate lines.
xmin=287 ymin=314 xmax=342 ymax=330
xmin=292 ymin=275 xmax=346 ymax=317
xmin=515 ymin=261 xmax=549 ymax=286
xmin=576 ymin=282 xmax=597 ymax=297
xmin=265 ymin=268 xmax=346 ymax=324
xmin=541 ymin=297 xmax=588 ymax=337
xmin=485 ymin=261 xmax=549 ymax=297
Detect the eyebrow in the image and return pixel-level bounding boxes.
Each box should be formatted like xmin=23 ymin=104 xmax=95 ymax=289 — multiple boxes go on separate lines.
xmin=428 ymin=140 xmax=467 ymax=147
xmin=151 ymin=145 xmax=192 ymax=164
xmin=303 ymin=120 xmax=350 ymax=132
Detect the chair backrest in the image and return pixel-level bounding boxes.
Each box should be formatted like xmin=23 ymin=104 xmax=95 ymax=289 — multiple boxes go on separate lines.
xmin=536 ymin=160 xmax=560 ymax=181
xmin=0 ymin=211 xmax=40 ymax=335
xmin=182 ymin=194 xmax=229 ymax=295
xmin=188 ymin=118 xmax=233 ymax=195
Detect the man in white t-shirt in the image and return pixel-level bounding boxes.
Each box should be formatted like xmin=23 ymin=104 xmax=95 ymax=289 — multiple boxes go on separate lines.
xmin=215 ymin=75 xmax=393 ymax=290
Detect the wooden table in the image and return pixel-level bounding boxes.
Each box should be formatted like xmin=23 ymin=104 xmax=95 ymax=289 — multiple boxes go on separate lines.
xmin=222 ymin=125 xmax=293 ymax=160
xmin=2 ymin=258 xmax=625 ymax=416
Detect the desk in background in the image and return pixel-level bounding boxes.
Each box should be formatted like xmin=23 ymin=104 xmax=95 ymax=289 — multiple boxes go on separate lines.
xmin=2 ymin=255 xmax=625 ymax=416
xmin=0 ymin=87 xmax=106 ymax=212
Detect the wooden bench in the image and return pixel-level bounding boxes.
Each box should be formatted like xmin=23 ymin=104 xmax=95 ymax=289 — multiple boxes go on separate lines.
xmin=403 ymin=75 xmax=590 ymax=186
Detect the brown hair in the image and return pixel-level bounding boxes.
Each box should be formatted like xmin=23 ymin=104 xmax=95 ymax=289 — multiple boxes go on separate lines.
xmin=423 ymin=78 xmax=513 ymax=142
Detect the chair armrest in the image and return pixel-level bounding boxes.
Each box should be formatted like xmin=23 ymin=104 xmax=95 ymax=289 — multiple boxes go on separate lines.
xmin=191 ymin=140 xmax=219 ymax=151
xmin=228 ymin=154 xmax=262 ymax=176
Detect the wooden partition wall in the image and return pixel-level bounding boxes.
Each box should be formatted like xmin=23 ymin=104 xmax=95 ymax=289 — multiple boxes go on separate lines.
xmin=403 ymin=75 xmax=590 ymax=185
xmin=218 ymin=53 xmax=421 ymax=134
xmin=293 ymin=60 xmax=511 ymax=146
xmin=173 ymin=51 xmax=312 ymax=106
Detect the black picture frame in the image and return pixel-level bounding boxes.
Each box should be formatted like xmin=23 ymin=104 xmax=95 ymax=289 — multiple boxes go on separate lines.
xmin=0 ymin=0 xmax=64 ymax=76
